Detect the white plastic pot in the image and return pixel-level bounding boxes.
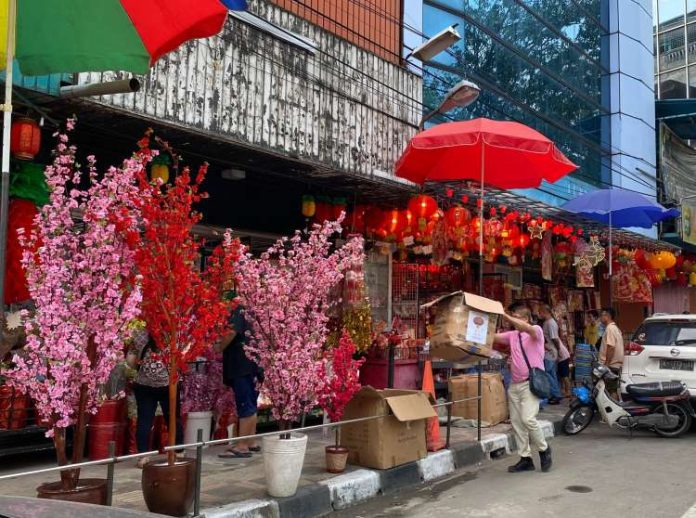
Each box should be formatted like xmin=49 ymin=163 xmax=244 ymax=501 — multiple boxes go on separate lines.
xmin=262 ymin=432 xmax=308 ymax=497
xmin=184 ymin=411 xmax=213 ymax=450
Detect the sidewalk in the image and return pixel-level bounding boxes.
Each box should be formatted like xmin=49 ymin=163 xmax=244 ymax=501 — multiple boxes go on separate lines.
xmin=0 ymin=406 xmax=567 ymax=517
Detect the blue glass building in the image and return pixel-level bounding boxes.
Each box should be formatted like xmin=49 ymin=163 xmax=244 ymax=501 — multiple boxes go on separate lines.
xmin=415 ymin=0 xmax=657 ymax=207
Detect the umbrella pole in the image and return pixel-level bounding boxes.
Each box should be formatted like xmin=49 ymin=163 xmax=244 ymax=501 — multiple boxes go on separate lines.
xmin=608 ymin=211 xmax=613 ymax=308
xmin=479 ymin=145 xmax=484 ymax=296
xmin=0 ymin=0 xmax=16 ymax=332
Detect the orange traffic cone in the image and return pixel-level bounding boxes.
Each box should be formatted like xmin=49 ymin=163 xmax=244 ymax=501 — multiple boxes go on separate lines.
xmin=422 ymin=359 xmax=445 ymax=452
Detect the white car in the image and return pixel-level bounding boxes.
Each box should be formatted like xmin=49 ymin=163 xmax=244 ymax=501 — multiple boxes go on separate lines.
xmin=623 ymin=314 xmax=696 ymax=398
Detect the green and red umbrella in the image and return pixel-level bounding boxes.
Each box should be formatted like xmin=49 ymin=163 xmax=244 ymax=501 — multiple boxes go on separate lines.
xmin=0 ymin=0 xmax=234 ymax=75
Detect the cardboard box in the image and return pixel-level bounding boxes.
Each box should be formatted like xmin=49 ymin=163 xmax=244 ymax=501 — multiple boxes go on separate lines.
xmin=422 ymin=291 xmax=505 ymax=362
xmin=340 ymin=387 xmax=437 ymax=470
xmin=449 ymin=373 xmax=508 ymax=426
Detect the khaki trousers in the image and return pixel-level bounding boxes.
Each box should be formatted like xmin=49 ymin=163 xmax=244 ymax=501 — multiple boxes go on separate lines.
xmin=508 ymin=381 xmax=548 ymax=458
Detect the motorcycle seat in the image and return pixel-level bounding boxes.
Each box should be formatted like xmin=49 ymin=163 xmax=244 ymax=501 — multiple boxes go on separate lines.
xmin=626 ymin=382 xmax=684 ymax=398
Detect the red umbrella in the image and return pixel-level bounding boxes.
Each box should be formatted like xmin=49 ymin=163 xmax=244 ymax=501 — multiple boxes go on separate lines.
xmin=395 ymin=118 xmax=577 ymax=293
xmin=395 ymin=118 xmax=577 ymax=188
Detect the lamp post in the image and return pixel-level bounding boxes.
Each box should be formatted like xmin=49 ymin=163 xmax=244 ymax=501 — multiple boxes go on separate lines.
xmin=419 ymin=79 xmax=481 ymax=130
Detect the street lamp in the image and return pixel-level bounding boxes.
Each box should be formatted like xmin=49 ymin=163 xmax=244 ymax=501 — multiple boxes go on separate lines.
xmin=419 ymin=79 xmax=481 ymax=129
xmin=407 ymin=25 xmax=461 ymax=62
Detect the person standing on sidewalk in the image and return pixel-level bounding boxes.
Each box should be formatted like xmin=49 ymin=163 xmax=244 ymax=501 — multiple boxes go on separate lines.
xmin=217 ymin=303 xmax=262 ymax=458
xmin=493 ymin=302 xmax=552 ymax=473
xmin=599 ymin=307 xmax=624 ymax=400
xmin=127 ymin=328 xmax=184 ymax=468
xmin=539 ymin=305 xmax=568 ymax=401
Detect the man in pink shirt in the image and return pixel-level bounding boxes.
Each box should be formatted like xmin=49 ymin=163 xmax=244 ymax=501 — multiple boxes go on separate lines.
xmin=494 ymin=302 xmax=552 ymax=473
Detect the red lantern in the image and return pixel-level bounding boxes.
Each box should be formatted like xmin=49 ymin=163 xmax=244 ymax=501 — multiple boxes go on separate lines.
xmin=635 ymin=249 xmax=650 ymax=270
xmin=365 ymin=207 xmax=384 ymax=233
xmin=11 ymin=118 xmax=41 ymax=160
xmin=517 ymin=233 xmax=531 ymax=249
xmin=445 ymin=205 xmax=470 ymax=228
xmin=384 ymin=209 xmax=406 ymax=235
xmin=408 ymin=195 xmax=437 ymax=220
xmin=647 ymin=269 xmax=662 ymax=288
xmin=314 ymin=196 xmax=332 ymax=223
xmin=665 ymin=267 xmax=677 ymax=281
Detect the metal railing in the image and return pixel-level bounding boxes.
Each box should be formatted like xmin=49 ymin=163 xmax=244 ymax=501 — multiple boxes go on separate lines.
xmin=0 ymin=390 xmax=484 ymax=517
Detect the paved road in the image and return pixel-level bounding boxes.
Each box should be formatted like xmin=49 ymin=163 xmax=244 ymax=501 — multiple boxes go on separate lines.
xmin=336 ymin=424 xmax=696 ymax=518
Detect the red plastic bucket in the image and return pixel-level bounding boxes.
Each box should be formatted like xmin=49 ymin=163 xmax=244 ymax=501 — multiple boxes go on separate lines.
xmin=91 ymin=399 xmax=126 ymax=425
xmin=88 ymin=423 xmax=125 ymax=460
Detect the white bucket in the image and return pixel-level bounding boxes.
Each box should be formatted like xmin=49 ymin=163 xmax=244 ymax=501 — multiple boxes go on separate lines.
xmin=184 ymin=411 xmax=213 ymax=450
xmin=262 ymin=432 xmax=308 ymax=497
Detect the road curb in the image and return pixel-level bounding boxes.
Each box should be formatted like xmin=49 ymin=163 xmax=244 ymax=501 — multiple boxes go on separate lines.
xmin=201 ymin=414 xmax=564 ymax=517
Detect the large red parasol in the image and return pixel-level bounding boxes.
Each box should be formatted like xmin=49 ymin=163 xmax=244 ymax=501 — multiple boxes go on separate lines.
xmin=396 ymin=118 xmax=577 ymax=187
xmin=395 ymin=118 xmax=577 ymax=292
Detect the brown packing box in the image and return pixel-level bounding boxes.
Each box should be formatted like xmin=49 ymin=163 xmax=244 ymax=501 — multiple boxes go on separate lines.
xmin=449 ymin=373 xmax=508 ymax=426
xmin=340 ymin=387 xmax=437 ymax=470
xmin=422 ymin=291 xmax=505 ymax=362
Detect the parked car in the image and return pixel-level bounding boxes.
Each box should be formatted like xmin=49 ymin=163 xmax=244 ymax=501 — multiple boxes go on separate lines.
xmin=623 ymin=314 xmax=696 ymax=402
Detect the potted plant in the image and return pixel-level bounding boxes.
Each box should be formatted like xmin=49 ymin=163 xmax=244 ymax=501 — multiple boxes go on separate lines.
xmin=181 ymin=354 xmax=216 ymax=449
xmin=3 ymin=120 xmax=142 ymax=503
xmin=318 ymin=329 xmax=364 ymax=473
xmin=118 ymin=132 xmax=239 ymax=517
xmin=236 ymin=217 xmax=364 ymax=497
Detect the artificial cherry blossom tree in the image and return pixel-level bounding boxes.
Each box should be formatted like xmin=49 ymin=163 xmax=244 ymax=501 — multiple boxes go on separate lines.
xmin=235 ymin=218 xmax=364 ymax=432
xmin=5 ymin=121 xmax=142 ymax=488
xmin=118 ymin=134 xmax=239 ymax=463
xmin=318 ymin=329 xmax=364 ymax=447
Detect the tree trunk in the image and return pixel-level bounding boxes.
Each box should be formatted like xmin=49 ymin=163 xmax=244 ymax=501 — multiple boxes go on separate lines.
xmin=279 ymin=420 xmax=291 ymax=440
xmin=335 ymin=427 xmax=340 ymax=448
xmin=69 ymin=338 xmax=97 ymax=483
xmin=53 ymin=427 xmax=78 ymax=490
xmin=167 ymin=357 xmax=177 ymax=465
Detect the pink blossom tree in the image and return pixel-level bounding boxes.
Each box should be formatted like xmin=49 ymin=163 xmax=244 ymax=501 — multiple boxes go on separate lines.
xmin=235 ymin=217 xmax=364 ymax=431
xmin=4 ymin=121 xmax=142 ymax=488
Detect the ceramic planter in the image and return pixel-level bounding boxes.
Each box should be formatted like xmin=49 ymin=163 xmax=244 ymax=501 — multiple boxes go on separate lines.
xmin=36 ymin=478 xmax=107 ymax=505
xmin=262 ymin=433 xmax=308 ymax=497
xmin=183 ymin=410 xmax=213 ymax=450
xmin=141 ymin=458 xmax=195 ymax=517
xmin=325 ymin=445 xmax=349 ymax=473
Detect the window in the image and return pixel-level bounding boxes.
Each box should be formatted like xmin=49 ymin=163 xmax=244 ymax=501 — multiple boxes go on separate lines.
xmin=659 ymin=27 xmax=686 ymax=71
xmin=659 ymin=67 xmax=688 ymax=98
xmin=634 ymin=321 xmax=696 ymax=345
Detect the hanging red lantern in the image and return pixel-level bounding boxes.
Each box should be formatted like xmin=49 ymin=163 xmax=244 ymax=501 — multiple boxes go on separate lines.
xmin=635 ymin=249 xmax=650 ymax=269
xmin=408 ymin=195 xmax=438 ymax=231
xmin=384 ymin=209 xmax=407 ymax=235
xmin=446 ymin=205 xmax=470 ymax=227
xmin=11 ymin=118 xmax=41 ymax=160
xmin=665 ymin=267 xmax=678 ymax=281
xmin=349 ymin=205 xmax=368 ymax=233
xmin=517 ymin=233 xmax=531 ymax=249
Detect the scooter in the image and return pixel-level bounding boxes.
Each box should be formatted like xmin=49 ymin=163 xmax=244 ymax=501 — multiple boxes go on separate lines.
xmin=562 ymin=365 xmax=693 ymax=438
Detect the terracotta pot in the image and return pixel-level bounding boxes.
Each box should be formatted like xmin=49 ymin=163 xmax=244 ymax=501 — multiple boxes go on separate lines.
xmin=142 ymin=458 xmax=195 ymax=517
xmin=36 ymin=478 xmax=107 ymax=505
xmin=325 ymin=445 xmax=349 ymax=474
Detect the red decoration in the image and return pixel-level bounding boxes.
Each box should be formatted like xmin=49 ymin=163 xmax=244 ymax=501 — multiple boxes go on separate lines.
xmin=635 ymin=249 xmax=650 ymax=269
xmin=445 ymin=205 xmax=470 ymax=230
xmin=10 ymin=118 xmax=41 ymax=160
xmin=5 ymin=199 xmax=39 ymax=304
xmin=678 ymin=272 xmax=689 ymax=287
xmin=461 ymin=194 xmax=469 ymax=204
xmin=384 ymin=209 xmax=407 ymax=235
xmin=408 ymin=195 xmax=437 ymax=231
xmin=517 ymin=233 xmax=530 ymax=249
xmin=314 ymin=197 xmax=333 ymax=223
xmin=445 ymin=188 xmax=454 ymax=198
xmin=332 ymin=198 xmax=348 ymax=220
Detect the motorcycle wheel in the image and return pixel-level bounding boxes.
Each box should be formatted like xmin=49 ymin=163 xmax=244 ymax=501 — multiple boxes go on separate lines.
xmin=562 ymin=404 xmax=595 ymax=435
xmin=654 ymin=403 xmax=692 ymax=438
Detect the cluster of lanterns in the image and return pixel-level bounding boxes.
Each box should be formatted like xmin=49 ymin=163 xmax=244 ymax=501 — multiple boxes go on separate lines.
xmin=628 ymin=248 xmax=696 ymax=288
xmin=303 ymin=194 xmax=586 ymax=265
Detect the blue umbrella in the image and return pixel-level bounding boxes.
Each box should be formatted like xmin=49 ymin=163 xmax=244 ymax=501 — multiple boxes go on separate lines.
xmin=561 ymin=188 xmax=679 ymax=229
xmin=561 ymin=188 xmax=679 ymax=275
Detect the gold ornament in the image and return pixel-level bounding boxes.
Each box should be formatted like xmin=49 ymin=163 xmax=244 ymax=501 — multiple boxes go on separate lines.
xmin=528 ymin=224 xmax=544 ymax=240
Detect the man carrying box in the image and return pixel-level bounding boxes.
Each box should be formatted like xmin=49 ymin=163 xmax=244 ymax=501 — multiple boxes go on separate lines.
xmin=493 ymin=302 xmax=552 ymax=473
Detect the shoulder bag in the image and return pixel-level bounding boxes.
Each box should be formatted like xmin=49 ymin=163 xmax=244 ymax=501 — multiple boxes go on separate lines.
xmin=518 ymin=332 xmax=551 ymax=400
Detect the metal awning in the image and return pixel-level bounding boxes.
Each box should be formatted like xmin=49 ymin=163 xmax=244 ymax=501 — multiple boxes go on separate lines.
xmin=656 ymin=99 xmax=696 ymax=140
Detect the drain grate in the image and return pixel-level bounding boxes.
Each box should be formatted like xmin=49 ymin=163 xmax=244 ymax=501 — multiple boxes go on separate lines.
xmin=565 ymin=485 xmax=593 ymax=494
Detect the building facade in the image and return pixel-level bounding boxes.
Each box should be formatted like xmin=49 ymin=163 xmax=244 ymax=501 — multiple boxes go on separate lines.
xmin=654 ymin=0 xmax=696 ymax=100
xmin=419 ymin=0 xmax=657 ymax=207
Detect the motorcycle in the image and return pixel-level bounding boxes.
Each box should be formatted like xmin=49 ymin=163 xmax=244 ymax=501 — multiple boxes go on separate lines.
xmin=562 ymin=364 xmax=693 ymax=438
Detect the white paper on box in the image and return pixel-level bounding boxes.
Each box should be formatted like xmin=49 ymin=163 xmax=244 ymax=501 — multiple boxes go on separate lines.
xmin=465 ymin=310 xmax=489 ymax=344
